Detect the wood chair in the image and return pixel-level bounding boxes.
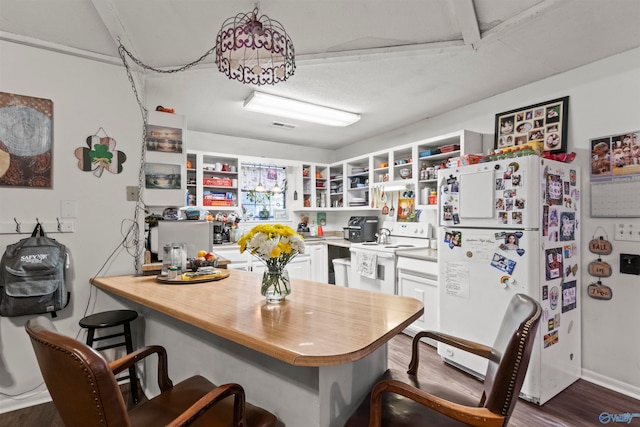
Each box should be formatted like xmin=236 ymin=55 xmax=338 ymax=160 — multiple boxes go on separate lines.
xmin=344 ymin=293 xmax=542 ymax=427
xmin=26 ymin=316 xmax=278 ymax=427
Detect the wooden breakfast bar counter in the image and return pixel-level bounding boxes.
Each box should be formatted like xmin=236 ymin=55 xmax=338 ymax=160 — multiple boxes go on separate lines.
xmin=91 ymin=271 xmax=423 ymax=426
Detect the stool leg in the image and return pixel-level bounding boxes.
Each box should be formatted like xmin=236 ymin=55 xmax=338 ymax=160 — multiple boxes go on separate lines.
xmin=123 ymin=322 xmax=139 ymax=405
xmin=85 ymin=328 xmax=96 ymax=347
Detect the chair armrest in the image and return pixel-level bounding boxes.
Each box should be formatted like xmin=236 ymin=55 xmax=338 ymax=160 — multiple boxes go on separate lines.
xmin=408 ymin=331 xmax=493 ymax=375
xmin=165 ymin=383 xmax=246 ymax=427
xmin=369 ymin=379 xmax=504 ymax=427
xmin=109 ymin=345 xmax=173 ymax=391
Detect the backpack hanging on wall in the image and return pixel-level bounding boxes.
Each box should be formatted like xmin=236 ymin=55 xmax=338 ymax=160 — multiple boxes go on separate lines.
xmin=0 ymin=223 xmax=70 ymax=317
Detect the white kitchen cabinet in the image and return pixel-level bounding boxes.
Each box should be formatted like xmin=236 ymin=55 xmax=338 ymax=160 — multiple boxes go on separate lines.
xmin=415 ymin=130 xmax=483 ymax=208
xmin=345 ymin=156 xmax=372 ymax=209
xmin=315 ymin=165 xmax=329 ymax=209
xmin=287 ymin=256 xmax=311 ymax=280
xmin=251 ymin=256 xmax=311 ymax=281
xmin=302 ymin=163 xmax=313 ymax=208
xmin=186 ymin=152 xmax=197 ymax=206
xmin=188 ymin=129 xmax=484 ymax=216
xmin=213 ymin=247 xmax=250 ymax=270
xmin=307 ymin=243 xmax=328 ymax=283
xmin=371 ymin=152 xmax=390 ymax=186
xmin=397 ymin=257 xmax=439 ymax=346
xmin=390 ymin=145 xmax=414 ymax=182
xmin=328 ymin=164 xmax=344 ymax=208
xmin=325 ymin=130 xmax=484 ymax=212
xmin=187 ymin=150 xmax=240 ymax=211
xmin=301 ymin=163 xmax=330 ymax=210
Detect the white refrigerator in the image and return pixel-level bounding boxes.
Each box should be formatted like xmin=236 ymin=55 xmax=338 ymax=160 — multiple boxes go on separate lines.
xmin=436 ymin=155 xmax=581 ymax=405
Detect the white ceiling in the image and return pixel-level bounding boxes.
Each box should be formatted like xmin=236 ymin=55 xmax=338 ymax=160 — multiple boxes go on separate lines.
xmin=1 ymin=0 xmax=639 ymax=150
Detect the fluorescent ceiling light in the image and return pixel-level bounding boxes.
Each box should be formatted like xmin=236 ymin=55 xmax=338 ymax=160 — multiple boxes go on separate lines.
xmin=373 ymin=181 xmax=411 ymax=192
xmin=243 ymin=91 xmax=360 ymax=127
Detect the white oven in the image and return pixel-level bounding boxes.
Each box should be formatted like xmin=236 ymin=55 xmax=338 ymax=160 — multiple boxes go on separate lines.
xmin=349 ymin=221 xmax=432 ymax=295
xmin=349 ymin=247 xmax=397 ymax=294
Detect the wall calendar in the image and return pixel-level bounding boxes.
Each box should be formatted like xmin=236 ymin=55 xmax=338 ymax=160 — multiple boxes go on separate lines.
xmin=590 ymin=131 xmax=640 ymax=218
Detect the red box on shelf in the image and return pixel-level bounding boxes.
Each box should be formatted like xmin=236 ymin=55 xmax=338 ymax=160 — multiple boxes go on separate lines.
xmin=439 ymin=144 xmax=460 ymax=153
xmin=457 ymin=154 xmax=483 ymax=166
xmin=204 ymin=191 xmax=232 ymax=200
xmin=203 ymin=177 xmax=232 ymax=187
xmin=203 ymin=199 xmax=234 ymax=207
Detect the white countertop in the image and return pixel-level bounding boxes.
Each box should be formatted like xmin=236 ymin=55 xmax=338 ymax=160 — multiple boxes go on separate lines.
xmin=395 ymin=247 xmax=438 ymax=262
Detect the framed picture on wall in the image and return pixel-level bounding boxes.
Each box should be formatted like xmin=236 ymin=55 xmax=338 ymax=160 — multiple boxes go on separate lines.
xmin=144 ymin=162 xmax=182 ymax=189
xmin=0 ymin=92 xmax=53 ymax=188
xmin=145 ymin=124 xmax=183 ymax=153
xmin=494 ymin=96 xmax=569 ymax=154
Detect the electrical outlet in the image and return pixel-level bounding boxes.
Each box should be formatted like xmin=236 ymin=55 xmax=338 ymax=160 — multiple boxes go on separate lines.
xmin=60 ymin=221 xmax=75 ymax=232
xmin=614 ymin=223 xmax=640 ymax=242
xmin=126 ymin=186 xmax=139 ymax=201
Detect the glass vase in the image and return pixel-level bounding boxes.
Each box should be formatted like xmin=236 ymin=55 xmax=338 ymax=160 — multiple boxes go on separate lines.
xmin=261 ymin=266 xmax=291 ymax=303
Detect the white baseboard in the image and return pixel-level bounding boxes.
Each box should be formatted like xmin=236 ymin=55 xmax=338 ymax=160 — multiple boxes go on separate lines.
xmin=0 ymin=389 xmax=51 ymax=415
xmin=581 ymin=369 xmax=640 ymax=401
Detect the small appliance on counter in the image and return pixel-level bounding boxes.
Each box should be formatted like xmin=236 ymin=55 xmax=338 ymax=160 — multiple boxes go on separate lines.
xmin=153 ymin=221 xmax=213 ymax=261
xmin=212 ymin=221 xmax=230 ymax=244
xmin=347 ymin=216 xmax=378 ymax=243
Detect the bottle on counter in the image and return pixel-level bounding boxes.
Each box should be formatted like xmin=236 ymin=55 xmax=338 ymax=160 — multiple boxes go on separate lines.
xmin=428 ymin=191 xmax=438 ymax=205
xmin=231 ymin=224 xmax=241 ymax=243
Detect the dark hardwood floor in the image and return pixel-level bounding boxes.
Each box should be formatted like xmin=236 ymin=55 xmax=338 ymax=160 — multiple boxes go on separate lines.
xmin=2 ymin=333 xmax=638 ymax=426
xmin=388 ymin=333 xmax=639 ymax=427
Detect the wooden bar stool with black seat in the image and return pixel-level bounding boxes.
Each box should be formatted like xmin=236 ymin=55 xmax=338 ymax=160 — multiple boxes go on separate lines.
xmin=79 ymin=309 xmax=139 ymax=404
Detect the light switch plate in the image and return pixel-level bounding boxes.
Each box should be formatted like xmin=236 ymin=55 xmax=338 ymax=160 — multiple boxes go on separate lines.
xmin=614 ymin=223 xmax=640 ymax=242
xmin=60 ymin=200 xmax=77 ymax=218
xmin=127 ymin=186 xmax=139 ymax=201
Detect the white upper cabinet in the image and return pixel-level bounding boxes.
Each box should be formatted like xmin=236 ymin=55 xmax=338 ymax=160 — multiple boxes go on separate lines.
xmin=183 ymin=130 xmax=484 ymax=215
xmin=323 ymin=129 xmax=484 ymax=212
xmin=187 ymin=151 xmax=239 ymax=210
xmin=414 ymin=130 xmax=483 ymax=208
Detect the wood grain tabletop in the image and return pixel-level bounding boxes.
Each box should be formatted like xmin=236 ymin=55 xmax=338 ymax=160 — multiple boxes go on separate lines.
xmin=91 ymin=271 xmax=424 ymax=367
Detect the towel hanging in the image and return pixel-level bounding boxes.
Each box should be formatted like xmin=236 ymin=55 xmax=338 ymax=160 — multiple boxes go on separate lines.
xmin=356 ymin=251 xmax=377 ymax=279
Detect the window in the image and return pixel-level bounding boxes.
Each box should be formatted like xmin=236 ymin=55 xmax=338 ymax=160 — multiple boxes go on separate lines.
xmin=240 ymin=164 xmax=287 ymax=220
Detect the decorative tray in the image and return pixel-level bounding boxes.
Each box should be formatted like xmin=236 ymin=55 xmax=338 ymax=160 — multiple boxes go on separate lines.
xmin=156 ymin=269 xmax=230 ymax=284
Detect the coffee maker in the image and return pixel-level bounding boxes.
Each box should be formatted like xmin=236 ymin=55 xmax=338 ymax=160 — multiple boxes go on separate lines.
xmin=212 ymin=221 xmax=230 ymax=244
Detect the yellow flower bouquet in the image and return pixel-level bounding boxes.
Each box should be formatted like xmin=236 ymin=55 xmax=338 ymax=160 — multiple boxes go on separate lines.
xmin=238 ymin=224 xmax=305 ymax=302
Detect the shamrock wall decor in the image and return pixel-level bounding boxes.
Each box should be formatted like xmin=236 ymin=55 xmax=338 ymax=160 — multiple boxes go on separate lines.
xmin=75 ymin=129 xmax=126 ymax=177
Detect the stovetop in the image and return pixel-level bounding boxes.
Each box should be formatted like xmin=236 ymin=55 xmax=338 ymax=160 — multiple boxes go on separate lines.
xmin=352 ymin=240 xmax=428 ymax=253
xmin=349 ymin=221 xmax=432 ymax=254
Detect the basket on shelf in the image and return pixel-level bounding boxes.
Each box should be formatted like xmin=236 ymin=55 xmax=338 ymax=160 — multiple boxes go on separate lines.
xmin=203 ymin=177 xmax=232 ymax=187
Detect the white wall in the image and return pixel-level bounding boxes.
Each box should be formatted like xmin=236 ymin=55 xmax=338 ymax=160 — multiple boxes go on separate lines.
xmin=336 ymin=47 xmax=640 ymax=398
xmin=187 ymin=129 xmax=336 ymax=164
xmin=0 ymin=41 xmax=143 ymax=412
